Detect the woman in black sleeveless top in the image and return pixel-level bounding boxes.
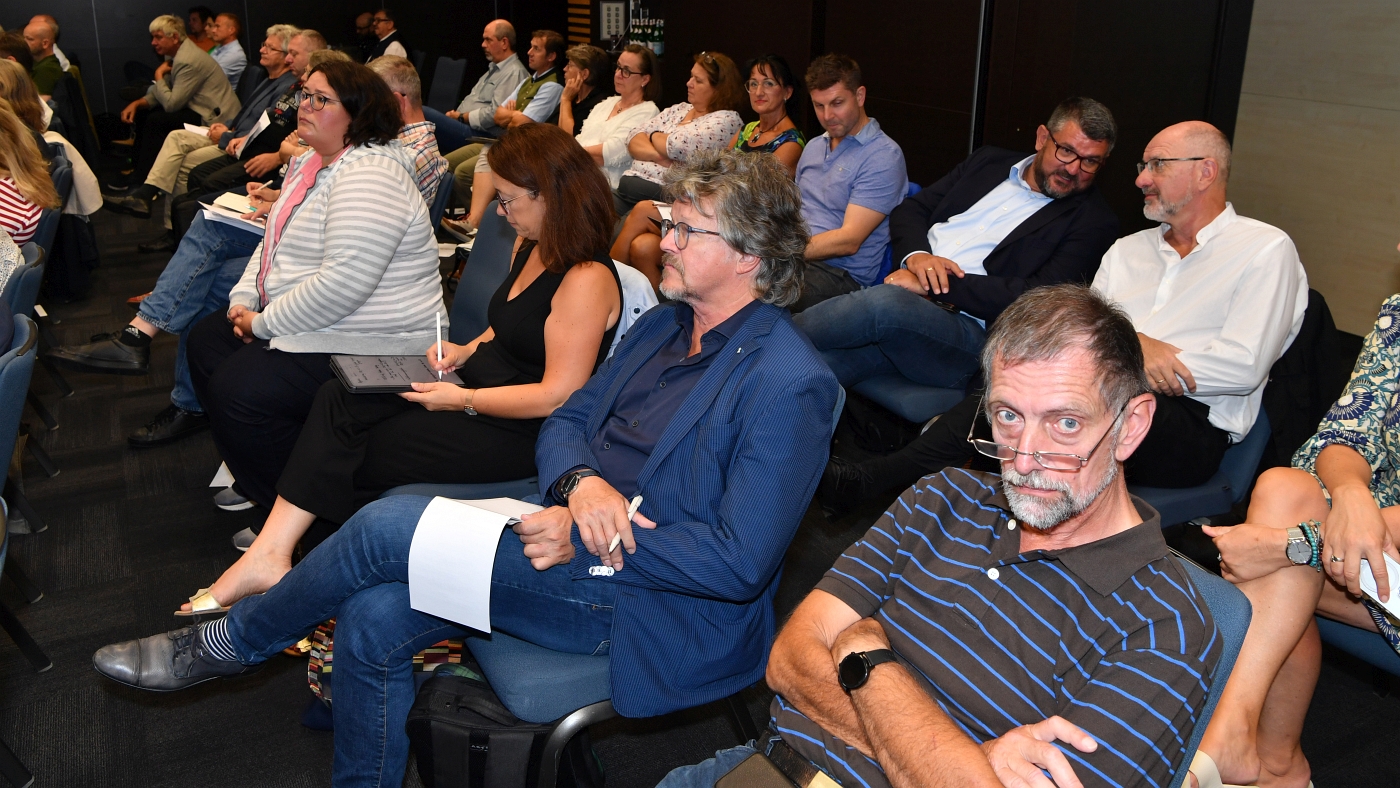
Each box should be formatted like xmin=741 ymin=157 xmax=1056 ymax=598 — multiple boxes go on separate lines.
xmin=180 ymin=124 xmax=622 ymax=615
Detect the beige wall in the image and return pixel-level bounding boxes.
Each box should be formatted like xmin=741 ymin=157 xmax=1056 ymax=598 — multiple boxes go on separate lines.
xmin=1229 ymin=0 xmax=1400 ymax=335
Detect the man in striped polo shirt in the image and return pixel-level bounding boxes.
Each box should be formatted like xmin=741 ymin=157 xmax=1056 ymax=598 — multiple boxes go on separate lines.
xmin=661 ymin=284 xmax=1220 ymax=788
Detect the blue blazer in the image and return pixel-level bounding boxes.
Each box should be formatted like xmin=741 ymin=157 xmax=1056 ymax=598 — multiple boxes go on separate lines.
xmin=536 ymin=301 xmax=840 ymax=717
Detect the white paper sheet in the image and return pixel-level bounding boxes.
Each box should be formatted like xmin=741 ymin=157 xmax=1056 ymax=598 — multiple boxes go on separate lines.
xmin=1359 ymin=554 xmax=1400 ymax=621
xmin=408 ymin=497 xmax=544 ymax=631
xmin=213 ymin=191 xmax=256 ymax=214
xmin=200 ymin=203 xmax=266 ymax=236
xmin=184 ymin=123 xmax=212 ymax=135
xmin=209 ymin=462 xmax=233 ymax=488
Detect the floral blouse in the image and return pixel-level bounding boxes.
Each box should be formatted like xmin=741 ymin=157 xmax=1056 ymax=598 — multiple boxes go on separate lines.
xmin=1294 ymin=293 xmax=1400 ymax=507
xmin=621 ymin=103 xmax=742 ymax=185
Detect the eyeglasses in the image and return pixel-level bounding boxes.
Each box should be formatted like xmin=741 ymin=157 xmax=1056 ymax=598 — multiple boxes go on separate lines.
xmin=1136 ymin=157 xmax=1206 ymax=175
xmin=967 ymin=399 xmax=1126 ymax=471
xmin=615 ymin=64 xmax=643 ymax=78
xmin=260 ymin=43 xmax=289 ymax=54
xmin=1045 ymin=129 xmax=1105 ymax=173
xmin=745 ymin=79 xmax=780 ymax=92
xmin=296 ymin=91 xmax=342 ymax=111
xmin=653 ymin=218 xmax=722 ymax=250
xmin=497 ymin=190 xmax=538 ymax=215
xmin=372 ymin=17 xmax=390 ymax=24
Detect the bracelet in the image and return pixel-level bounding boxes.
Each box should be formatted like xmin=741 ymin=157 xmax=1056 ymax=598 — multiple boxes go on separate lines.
xmin=1300 ymin=520 xmax=1324 ymax=571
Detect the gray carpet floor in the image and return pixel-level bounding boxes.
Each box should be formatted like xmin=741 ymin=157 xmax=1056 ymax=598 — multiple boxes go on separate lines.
xmin=2 ymin=206 xmax=1398 ymax=787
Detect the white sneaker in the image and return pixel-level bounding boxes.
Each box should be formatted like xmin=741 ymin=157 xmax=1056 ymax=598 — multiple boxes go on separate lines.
xmin=214 ymin=487 xmax=254 ymax=511
xmin=231 ymin=527 xmax=257 ymax=552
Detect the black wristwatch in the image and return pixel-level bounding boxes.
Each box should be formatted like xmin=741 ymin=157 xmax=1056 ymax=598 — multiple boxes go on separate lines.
xmin=555 ymin=468 xmax=600 ymax=503
xmin=838 ymin=649 xmax=898 ymax=693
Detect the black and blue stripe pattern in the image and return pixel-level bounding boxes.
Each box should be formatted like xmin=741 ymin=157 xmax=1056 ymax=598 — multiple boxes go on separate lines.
xmin=772 ymin=469 xmax=1220 ymax=788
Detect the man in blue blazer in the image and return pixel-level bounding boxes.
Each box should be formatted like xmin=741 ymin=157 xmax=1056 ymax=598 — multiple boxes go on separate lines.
xmin=794 ymin=97 xmax=1121 ymax=394
xmin=91 ymin=150 xmax=840 ymax=784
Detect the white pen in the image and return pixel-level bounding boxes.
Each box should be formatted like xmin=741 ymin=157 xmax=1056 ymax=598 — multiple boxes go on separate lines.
xmin=435 ymin=312 xmax=443 ymax=380
xmin=609 ymin=495 xmax=644 ymax=553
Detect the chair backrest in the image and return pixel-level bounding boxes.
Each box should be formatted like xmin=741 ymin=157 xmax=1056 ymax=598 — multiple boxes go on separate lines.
xmin=31 ymin=155 xmax=73 ymax=255
xmin=2 ymin=245 xmax=44 ymax=317
xmin=426 ymin=57 xmax=469 ymax=112
xmin=428 ymin=169 xmax=454 ymax=228
xmin=1220 ymin=410 xmax=1272 ymax=504
xmin=877 ymin=181 xmax=924 ymax=281
xmin=0 ymin=315 xmax=38 ymax=473
xmin=448 ymin=201 xmax=517 ymax=344
xmin=411 ymin=49 xmax=428 ymax=73
xmin=1166 ymin=550 xmax=1252 ymax=788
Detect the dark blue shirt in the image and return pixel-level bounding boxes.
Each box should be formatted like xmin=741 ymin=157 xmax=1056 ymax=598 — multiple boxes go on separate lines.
xmin=587 ymin=299 xmax=762 ymax=498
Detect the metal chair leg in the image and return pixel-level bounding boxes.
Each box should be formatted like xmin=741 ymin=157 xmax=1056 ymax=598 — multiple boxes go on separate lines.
xmin=37 ymin=357 xmax=73 ymax=398
xmin=0 ymin=737 xmax=34 ymax=788
xmin=23 ymin=392 xmax=57 ymax=431
xmin=3 ymin=479 xmax=45 ymax=534
xmin=3 ymin=558 xmax=42 ymax=604
xmin=0 ymin=602 xmax=52 ymax=672
xmin=20 ymin=433 xmax=57 ymax=479
xmin=725 ymin=690 xmax=762 ymax=744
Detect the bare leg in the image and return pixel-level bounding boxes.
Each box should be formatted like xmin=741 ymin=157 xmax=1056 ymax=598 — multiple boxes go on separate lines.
xmin=609 ymin=201 xmax=662 ymax=267
xmin=630 ymin=233 xmax=664 ymax=292
xmin=178 ymin=495 xmax=313 ymax=611
xmin=1253 ymin=618 xmax=1320 ymax=787
xmin=467 ymin=169 xmax=494 ymax=230
xmin=130 ymin=316 xmax=160 ymax=337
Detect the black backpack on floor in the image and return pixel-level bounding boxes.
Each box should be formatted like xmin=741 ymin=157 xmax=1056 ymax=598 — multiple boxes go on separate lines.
xmin=406 ymin=673 xmax=605 ymax=788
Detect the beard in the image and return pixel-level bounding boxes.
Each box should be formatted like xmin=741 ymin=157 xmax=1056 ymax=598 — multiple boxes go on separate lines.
xmin=1033 ymin=157 xmax=1084 ymax=200
xmin=1142 ymin=189 xmax=1193 ymax=222
xmin=658 ymin=253 xmax=693 ymax=302
xmin=1001 ymin=456 xmax=1119 ymax=531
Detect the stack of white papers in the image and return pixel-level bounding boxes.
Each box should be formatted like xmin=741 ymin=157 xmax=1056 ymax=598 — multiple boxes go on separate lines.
xmin=183 ymin=123 xmax=212 ymax=135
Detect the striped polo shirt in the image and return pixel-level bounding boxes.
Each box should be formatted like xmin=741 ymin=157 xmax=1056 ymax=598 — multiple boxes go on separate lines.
xmin=772 ymin=468 xmax=1220 ymax=788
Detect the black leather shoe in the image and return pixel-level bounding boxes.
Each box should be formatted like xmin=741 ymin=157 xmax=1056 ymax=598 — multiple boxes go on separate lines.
xmin=817 ymin=455 xmax=875 ymax=520
xmin=46 ymin=332 xmax=150 ymax=375
xmin=104 ymin=193 xmax=152 ymax=218
xmin=128 ymin=404 xmax=209 ymax=448
xmin=137 ymin=233 xmax=177 ymax=253
xmin=93 ymin=625 xmax=262 ymax=692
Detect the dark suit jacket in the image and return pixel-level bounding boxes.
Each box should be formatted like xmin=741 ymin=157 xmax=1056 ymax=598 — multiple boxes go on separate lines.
xmin=536 ymin=302 xmax=840 ymax=717
xmin=890 ymin=146 xmax=1120 ymax=324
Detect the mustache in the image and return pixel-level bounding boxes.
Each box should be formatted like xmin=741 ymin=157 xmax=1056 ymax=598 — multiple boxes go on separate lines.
xmin=1001 ymin=467 xmax=1071 ymax=493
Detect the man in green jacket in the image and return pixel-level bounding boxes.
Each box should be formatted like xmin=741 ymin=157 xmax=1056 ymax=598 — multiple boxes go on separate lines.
xmin=23 ymin=18 xmax=62 ymax=95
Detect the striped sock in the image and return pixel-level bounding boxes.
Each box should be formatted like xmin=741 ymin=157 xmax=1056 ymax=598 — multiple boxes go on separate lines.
xmin=198 ymin=618 xmax=243 ymax=663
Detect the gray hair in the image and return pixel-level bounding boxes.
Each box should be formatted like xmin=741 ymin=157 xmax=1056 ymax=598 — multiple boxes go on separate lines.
xmin=149 ymin=15 xmax=186 ymax=40
xmin=296 ymin=28 xmax=328 ymax=52
xmin=1047 ymin=97 xmax=1117 ymax=153
xmin=662 ymin=149 xmax=809 ymax=307
xmin=981 ymin=284 xmax=1149 ymax=418
xmin=265 ymin=24 xmax=299 ymax=52
xmin=368 ymin=54 xmax=421 ymax=107
xmin=491 ymin=20 xmax=517 ymax=50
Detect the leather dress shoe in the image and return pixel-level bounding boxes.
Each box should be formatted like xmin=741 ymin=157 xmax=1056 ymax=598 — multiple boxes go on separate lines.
xmin=104 ymin=193 xmax=152 ymax=218
xmin=128 ymin=404 xmax=209 ymax=448
xmin=817 ymin=455 xmax=875 ymax=520
xmin=46 ymin=332 xmax=150 ymax=375
xmin=92 ymin=625 xmax=261 ymax=692
xmin=137 ymin=233 xmax=177 ymax=253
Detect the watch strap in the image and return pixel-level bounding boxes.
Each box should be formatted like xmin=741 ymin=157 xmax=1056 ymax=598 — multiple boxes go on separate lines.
xmin=863 ymin=649 xmax=897 ymax=670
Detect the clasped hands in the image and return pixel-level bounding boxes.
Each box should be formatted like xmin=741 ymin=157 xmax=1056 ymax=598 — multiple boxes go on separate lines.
xmin=514 ymin=476 xmax=655 ymax=571
xmin=226 ymin=304 xmax=259 ymax=343
xmin=885 ymin=252 xmax=964 ymax=296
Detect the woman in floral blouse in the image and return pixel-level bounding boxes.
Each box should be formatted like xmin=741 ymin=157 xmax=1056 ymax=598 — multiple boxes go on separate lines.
xmin=1194 ymin=293 xmax=1400 ymax=788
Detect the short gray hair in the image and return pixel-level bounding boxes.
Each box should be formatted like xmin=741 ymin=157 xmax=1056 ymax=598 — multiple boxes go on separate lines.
xmin=491 ymin=20 xmax=517 ymax=50
xmin=1047 ymin=97 xmax=1117 ymax=153
xmin=296 ymin=28 xmax=328 ymax=52
xmin=368 ymin=54 xmax=421 ymax=107
xmin=149 ymin=15 xmax=186 ymax=40
xmin=265 ymin=24 xmax=299 ymax=52
xmin=981 ymin=284 xmax=1149 ymax=418
xmin=662 ymin=149 xmax=809 ymax=307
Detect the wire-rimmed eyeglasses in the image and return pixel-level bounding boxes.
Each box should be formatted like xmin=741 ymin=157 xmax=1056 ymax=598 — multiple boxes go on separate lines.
xmin=497 ymin=190 xmax=538 ymax=216
xmin=1135 ymin=157 xmax=1206 ymax=175
xmin=967 ymin=399 xmax=1126 ymax=471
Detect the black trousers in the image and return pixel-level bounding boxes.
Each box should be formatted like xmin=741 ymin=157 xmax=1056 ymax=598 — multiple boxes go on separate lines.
xmin=790 ymin=260 xmax=862 ymax=314
xmin=134 ymin=107 xmax=202 ymax=181
xmin=277 ymin=381 xmax=542 ymax=526
xmin=863 ymin=391 xmax=1232 ymax=492
xmin=185 ymin=310 xmax=336 ymax=509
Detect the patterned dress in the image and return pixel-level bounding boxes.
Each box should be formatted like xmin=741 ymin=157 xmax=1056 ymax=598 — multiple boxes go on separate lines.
xmin=1294 ymin=293 xmax=1400 ymax=648
xmin=620 ymin=103 xmax=742 ymax=185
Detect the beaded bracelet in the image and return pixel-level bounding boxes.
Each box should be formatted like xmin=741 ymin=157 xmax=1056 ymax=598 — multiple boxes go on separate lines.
xmin=1299 ymin=520 xmax=1324 ymax=571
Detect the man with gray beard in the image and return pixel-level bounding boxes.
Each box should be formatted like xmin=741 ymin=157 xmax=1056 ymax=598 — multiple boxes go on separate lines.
xmin=659 ymin=284 xmax=1220 ymax=788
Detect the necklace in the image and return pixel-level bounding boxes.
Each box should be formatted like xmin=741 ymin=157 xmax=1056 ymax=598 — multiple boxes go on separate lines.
xmin=753 ymin=112 xmax=788 ymax=139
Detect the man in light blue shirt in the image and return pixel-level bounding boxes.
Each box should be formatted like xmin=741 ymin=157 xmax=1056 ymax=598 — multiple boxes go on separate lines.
xmin=793 ymin=54 xmax=907 ymax=312
xmin=423 ymin=19 xmax=529 ymax=155
xmin=207 ymin=13 xmax=246 ymax=91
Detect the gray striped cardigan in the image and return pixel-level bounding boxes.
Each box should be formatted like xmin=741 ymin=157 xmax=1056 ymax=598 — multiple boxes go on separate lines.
xmin=229 ymin=141 xmax=445 ymax=354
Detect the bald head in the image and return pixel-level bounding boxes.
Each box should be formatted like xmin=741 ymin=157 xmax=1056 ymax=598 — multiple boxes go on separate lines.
xmin=1151 ymin=121 xmax=1231 ymax=185
xmin=490 ymin=19 xmax=516 ymax=50
xmin=23 ymin=21 xmax=55 ymax=58
xmin=29 ymin=15 xmax=59 ymax=39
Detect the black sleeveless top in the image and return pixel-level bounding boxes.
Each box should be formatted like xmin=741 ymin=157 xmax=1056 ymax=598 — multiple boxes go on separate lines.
xmin=457 ymin=240 xmax=622 ymax=396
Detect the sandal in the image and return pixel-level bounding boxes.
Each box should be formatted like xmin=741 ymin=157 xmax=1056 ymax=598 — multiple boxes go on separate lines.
xmin=173 ymin=587 xmax=229 ymax=617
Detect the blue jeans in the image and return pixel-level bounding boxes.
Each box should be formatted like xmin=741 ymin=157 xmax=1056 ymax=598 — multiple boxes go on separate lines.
xmin=656 ymin=738 xmax=782 ymax=787
xmin=223 ymin=495 xmax=617 ymax=788
xmin=422 ymin=107 xmax=477 ymax=155
xmin=793 ymin=284 xmax=987 ymax=389
xmin=136 ymin=212 xmax=259 ymax=412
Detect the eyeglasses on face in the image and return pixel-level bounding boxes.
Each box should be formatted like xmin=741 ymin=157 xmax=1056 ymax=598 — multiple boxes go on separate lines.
xmin=497 ymin=190 xmax=538 ymax=215
xmin=1135 ymin=157 xmax=1206 ymax=175
xmin=967 ymin=399 xmax=1126 ymax=471
xmin=652 ymin=218 xmax=723 ymax=250
xmin=1045 ymin=128 xmax=1105 ymax=173
xmin=745 ymin=79 xmax=780 ymax=92
xmin=260 ymin=43 xmax=289 ymax=54
xmin=615 ymin=64 xmax=643 ymax=78
xmin=296 ymin=91 xmax=342 ymax=111
xmin=372 ymin=17 xmax=390 ymax=24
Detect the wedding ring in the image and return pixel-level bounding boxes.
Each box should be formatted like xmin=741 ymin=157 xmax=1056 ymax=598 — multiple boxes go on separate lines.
xmin=1330 ymin=555 xmax=1344 ymax=563
xmin=1216 ymin=553 xmax=1222 ymax=562
xmin=926 ymin=267 xmax=934 ymax=272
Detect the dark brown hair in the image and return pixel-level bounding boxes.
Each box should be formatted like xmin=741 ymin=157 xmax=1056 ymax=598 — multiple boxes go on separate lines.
xmin=0 ymin=33 xmax=34 ymax=72
xmin=488 ymin=123 xmax=615 ymax=274
xmin=805 ymin=53 xmax=862 ymax=94
xmin=532 ymin=30 xmax=567 ymax=70
xmin=620 ymin=44 xmax=662 ymax=103
xmin=308 ymin=59 xmax=402 ymax=148
xmin=693 ymin=51 xmax=746 ymax=114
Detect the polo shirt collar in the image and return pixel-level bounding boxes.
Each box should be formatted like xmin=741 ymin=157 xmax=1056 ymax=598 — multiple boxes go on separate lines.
xmin=986 ymin=487 xmax=1167 ymax=596
xmin=1156 ymin=201 xmax=1237 ymax=255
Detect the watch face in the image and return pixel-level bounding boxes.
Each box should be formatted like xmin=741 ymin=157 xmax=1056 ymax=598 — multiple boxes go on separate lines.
xmin=1286 ymin=538 xmax=1311 ymax=565
xmin=838 ymin=652 xmax=867 ymax=692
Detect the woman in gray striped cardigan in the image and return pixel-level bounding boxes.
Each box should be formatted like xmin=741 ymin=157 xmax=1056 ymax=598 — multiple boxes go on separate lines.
xmin=184 ymin=60 xmax=444 ymax=523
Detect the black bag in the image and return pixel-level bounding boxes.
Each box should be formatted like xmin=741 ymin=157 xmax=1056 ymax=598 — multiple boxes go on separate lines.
xmin=406 ymin=674 xmax=605 ymax=788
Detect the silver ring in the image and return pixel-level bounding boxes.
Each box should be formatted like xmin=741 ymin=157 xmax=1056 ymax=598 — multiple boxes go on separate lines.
xmin=1216 ymin=552 xmax=1222 ymax=562
xmin=1330 ymin=555 xmax=1344 ymax=563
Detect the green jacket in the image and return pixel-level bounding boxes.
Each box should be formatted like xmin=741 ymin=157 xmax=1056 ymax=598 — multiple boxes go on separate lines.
xmin=31 ymin=54 xmax=63 ymax=95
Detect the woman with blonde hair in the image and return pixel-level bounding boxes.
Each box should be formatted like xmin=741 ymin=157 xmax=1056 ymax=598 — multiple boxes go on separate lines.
xmin=0 ymin=97 xmax=60 ymax=245
xmin=0 ymin=60 xmax=100 ymax=217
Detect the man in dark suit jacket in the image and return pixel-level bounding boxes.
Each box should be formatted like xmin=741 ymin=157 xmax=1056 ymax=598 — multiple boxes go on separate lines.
xmin=90 ymin=151 xmax=839 ymax=781
xmin=793 ymin=97 xmax=1120 ymax=394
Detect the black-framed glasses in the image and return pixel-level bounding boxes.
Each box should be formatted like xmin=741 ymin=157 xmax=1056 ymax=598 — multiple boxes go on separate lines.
xmin=615 ymin=64 xmax=643 ymax=78
xmin=967 ymin=399 xmax=1126 ymax=471
xmin=371 ymin=16 xmax=390 ymax=24
xmin=1136 ymin=157 xmax=1206 ymax=175
xmin=296 ymin=91 xmax=342 ymax=111
xmin=497 ymin=190 xmax=538 ymax=215
xmin=1045 ymin=129 xmax=1105 ymax=173
xmin=652 ymin=218 xmax=722 ymax=250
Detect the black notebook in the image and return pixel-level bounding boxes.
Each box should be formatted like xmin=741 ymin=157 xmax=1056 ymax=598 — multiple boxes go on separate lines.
xmin=330 ymin=355 xmax=464 ymax=394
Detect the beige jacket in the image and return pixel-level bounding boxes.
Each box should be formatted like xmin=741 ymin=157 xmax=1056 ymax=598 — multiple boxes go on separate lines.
xmin=145 ymin=38 xmax=240 ymax=124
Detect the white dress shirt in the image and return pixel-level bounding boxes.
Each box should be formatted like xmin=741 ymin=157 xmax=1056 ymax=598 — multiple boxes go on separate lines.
xmin=52 ymin=45 xmax=71 ymax=72
xmin=915 ymin=155 xmax=1052 ymax=276
xmin=575 ymin=96 xmax=660 ymax=188
xmin=1093 ymin=203 xmax=1307 ymax=441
